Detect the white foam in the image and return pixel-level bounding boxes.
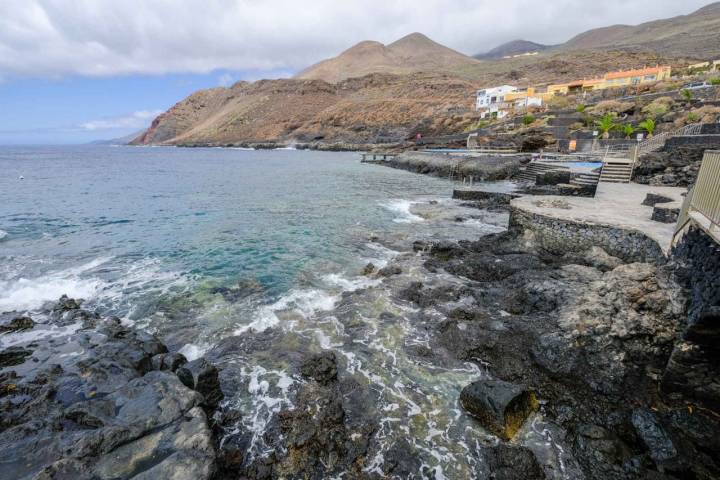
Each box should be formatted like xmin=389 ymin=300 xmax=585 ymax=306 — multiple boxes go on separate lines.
xmin=0 ymin=257 xmax=111 ymax=312
xmin=322 ymin=273 xmax=380 ymax=292
xmin=0 ymin=321 xmax=83 ymax=348
xmin=234 ymin=288 xmax=338 ymax=335
xmin=178 ymin=343 xmax=210 ymax=361
xmin=383 ymin=199 xmax=424 ymax=223
xmin=0 ymin=229 xmax=7 ymax=240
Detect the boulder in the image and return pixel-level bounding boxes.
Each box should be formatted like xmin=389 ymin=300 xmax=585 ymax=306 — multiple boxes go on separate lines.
xmin=362 ymin=262 xmax=376 ymax=275
xmin=177 ymin=358 xmax=224 ymax=409
xmin=460 ymin=379 xmax=539 ymax=440
xmin=377 ymin=265 xmax=401 ymax=277
xmin=300 ymin=350 xmax=338 ymax=384
xmin=0 ymin=313 xmax=35 ymax=333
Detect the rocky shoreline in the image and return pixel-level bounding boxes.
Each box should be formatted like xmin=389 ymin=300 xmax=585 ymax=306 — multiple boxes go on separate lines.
xmin=2 ymin=190 xmax=719 ymax=479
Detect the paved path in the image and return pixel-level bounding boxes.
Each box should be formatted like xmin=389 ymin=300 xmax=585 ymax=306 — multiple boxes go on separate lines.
xmin=511 ymin=183 xmax=687 ymax=253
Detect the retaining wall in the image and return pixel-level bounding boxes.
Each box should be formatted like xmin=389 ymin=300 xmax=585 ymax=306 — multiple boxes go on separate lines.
xmin=509 ymin=207 xmax=665 ymax=263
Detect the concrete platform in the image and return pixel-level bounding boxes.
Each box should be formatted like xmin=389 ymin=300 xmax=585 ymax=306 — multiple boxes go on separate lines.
xmin=511 ymin=182 xmax=687 ymax=253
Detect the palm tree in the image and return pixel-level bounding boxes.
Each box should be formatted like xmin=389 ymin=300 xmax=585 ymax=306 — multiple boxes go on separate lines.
xmin=638 ymin=118 xmax=656 ymax=137
xmin=595 ymin=113 xmax=617 ymax=139
xmin=622 ymin=124 xmax=635 ymax=139
xmin=681 ymin=88 xmax=693 ymax=103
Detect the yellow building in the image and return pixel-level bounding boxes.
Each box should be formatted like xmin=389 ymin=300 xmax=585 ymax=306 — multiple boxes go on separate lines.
xmin=546 ymin=66 xmax=672 ymax=95
xmin=601 ymin=66 xmax=672 ymax=87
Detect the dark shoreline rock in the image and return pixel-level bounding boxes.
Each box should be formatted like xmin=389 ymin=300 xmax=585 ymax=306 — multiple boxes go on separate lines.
xmin=460 ymin=379 xmax=539 ymax=441
xmin=0 ymin=296 xmax=222 ymax=479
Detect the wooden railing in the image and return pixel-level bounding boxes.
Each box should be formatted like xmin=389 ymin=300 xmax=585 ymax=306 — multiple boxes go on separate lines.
xmin=674 ymin=150 xmax=720 ymax=244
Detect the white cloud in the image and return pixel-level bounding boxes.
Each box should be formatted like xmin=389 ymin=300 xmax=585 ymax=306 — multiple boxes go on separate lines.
xmin=80 ymin=110 xmax=163 ymax=130
xmin=0 ymin=0 xmax=712 ymax=78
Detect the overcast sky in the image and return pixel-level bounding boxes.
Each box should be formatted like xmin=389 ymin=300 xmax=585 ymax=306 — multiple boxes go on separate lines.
xmin=0 ymin=0 xmax=714 ymax=143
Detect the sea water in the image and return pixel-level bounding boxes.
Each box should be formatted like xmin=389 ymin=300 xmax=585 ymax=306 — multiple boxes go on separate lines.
xmin=0 ymin=145 xmax=576 ymax=478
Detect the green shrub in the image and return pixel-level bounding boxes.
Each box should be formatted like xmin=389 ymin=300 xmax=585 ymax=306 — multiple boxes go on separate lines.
xmin=639 ymin=118 xmax=656 ymax=136
xmin=641 ymin=96 xmax=674 ymax=118
xmin=710 ymin=78 xmax=720 ymax=86
xmin=522 ymin=114 xmax=536 ymax=126
xmin=622 ymin=124 xmax=635 ymax=139
xmin=576 ymin=104 xmax=586 ymax=113
xmin=687 ymin=112 xmax=700 ymax=122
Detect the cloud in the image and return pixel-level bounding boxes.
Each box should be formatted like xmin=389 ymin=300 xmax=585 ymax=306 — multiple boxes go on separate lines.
xmin=80 ymin=110 xmax=162 ymax=131
xmin=0 ymin=0 xmax=711 ymax=79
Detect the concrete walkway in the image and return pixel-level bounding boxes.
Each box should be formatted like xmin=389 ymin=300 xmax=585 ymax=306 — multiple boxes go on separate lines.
xmin=511 ymin=183 xmax=687 ymax=253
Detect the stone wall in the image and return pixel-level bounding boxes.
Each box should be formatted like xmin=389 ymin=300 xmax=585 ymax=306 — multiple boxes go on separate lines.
xmin=662 ymin=226 xmax=720 ymax=410
xmin=509 ymin=207 xmax=665 ymax=263
xmin=664 ymin=135 xmax=720 ymax=148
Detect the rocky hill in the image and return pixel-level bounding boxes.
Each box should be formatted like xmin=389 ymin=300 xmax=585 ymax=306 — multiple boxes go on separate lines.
xmin=473 ymin=40 xmax=551 ymax=60
xmin=296 ymin=33 xmax=486 ymax=83
xmin=479 ymin=2 xmax=720 ymax=60
xmin=133 ymin=4 xmax=719 ymax=148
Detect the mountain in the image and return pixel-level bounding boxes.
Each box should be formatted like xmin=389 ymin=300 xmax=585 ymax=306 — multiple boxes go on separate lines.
xmin=560 ymin=2 xmax=720 ymax=57
xmin=296 ymin=33 xmax=485 ymax=83
xmin=478 ymin=2 xmax=720 ymax=60
xmin=133 ymin=4 xmax=720 ymax=148
xmin=474 ymin=40 xmax=551 ymax=60
xmin=88 ymin=130 xmax=145 ymax=145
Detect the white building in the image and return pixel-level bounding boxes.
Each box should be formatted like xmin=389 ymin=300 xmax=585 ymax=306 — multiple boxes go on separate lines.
xmin=475 ymin=85 xmax=517 ymax=119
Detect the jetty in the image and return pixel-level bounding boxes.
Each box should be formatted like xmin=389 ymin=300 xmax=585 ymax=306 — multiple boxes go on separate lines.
xmin=360 ymin=152 xmax=397 ymax=163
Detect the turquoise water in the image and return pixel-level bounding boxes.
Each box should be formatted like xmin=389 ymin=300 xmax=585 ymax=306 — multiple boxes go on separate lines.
xmin=0 ymin=147 xmax=548 ymax=479
xmin=0 ymin=145 xmax=504 ymax=344
xmin=0 ymin=146 xmax=576 ymax=478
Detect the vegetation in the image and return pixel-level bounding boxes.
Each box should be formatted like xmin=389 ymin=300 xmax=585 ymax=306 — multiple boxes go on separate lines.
xmin=710 ymin=78 xmax=720 ymax=86
xmin=622 ymin=124 xmax=636 ymax=139
xmin=687 ymin=112 xmax=700 ymax=122
xmin=576 ymin=104 xmax=586 ymax=113
xmin=638 ymin=118 xmax=656 ymax=137
xmin=595 ymin=113 xmax=618 ymax=139
xmin=522 ymin=114 xmax=536 ymax=126
xmin=641 ymin=96 xmax=674 ymax=118
xmin=592 ymin=100 xmax=634 ymax=116
xmin=547 ymin=95 xmax=573 ymax=110
xmin=681 ymin=88 xmax=694 ymax=102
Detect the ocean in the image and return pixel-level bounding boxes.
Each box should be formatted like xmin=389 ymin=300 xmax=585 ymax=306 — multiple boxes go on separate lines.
xmin=0 ymin=145 xmax=541 ymax=477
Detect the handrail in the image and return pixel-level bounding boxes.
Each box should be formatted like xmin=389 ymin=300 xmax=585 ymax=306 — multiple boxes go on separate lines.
xmin=673 ymin=151 xmax=720 ymax=245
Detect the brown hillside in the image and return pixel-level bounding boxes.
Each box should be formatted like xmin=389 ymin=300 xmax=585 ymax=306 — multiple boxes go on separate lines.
xmin=296 ymin=33 xmax=486 ymax=83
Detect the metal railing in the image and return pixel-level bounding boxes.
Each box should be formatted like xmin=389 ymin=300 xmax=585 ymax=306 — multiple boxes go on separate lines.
xmin=674 ymin=150 xmax=720 ymax=244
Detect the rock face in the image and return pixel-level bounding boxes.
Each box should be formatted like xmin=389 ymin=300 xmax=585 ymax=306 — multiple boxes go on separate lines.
xmin=408 ymin=227 xmax=720 ymax=479
xmin=663 ymin=227 xmax=720 ymax=411
xmin=0 ymin=297 xmax=221 ymax=479
xmin=380 ymin=152 xmax=524 ymax=181
xmin=460 ymin=379 xmax=539 ymax=440
xmin=633 ymin=145 xmax=716 ymax=186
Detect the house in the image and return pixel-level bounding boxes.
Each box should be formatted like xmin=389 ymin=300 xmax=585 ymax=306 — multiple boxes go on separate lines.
xmin=601 ymin=66 xmax=672 ymax=87
xmin=547 ymin=78 xmax=604 ymax=95
xmin=547 ymin=66 xmax=672 ymax=95
xmin=503 ymin=86 xmax=554 ymax=108
xmin=475 ymin=85 xmax=517 ymax=119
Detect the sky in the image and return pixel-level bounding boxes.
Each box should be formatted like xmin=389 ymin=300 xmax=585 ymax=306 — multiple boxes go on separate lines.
xmin=0 ymin=0 xmax=714 ymax=144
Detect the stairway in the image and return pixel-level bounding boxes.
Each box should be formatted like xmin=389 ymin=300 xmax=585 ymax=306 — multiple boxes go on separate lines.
xmin=570 ymin=172 xmax=600 ymax=187
xmin=518 ymin=162 xmax=569 ymax=183
xmin=599 ymin=160 xmax=633 ymax=183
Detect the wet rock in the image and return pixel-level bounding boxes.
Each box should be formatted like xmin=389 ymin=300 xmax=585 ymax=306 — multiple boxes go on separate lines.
xmin=0 ymin=346 xmax=33 ymax=367
xmin=177 ymin=358 xmax=223 ymax=409
xmin=0 ymin=313 xmax=35 ymax=333
xmin=377 ymin=264 xmax=401 ymax=277
xmin=460 ymin=379 xmax=539 ymax=440
xmin=482 ymin=444 xmax=546 ymax=479
xmin=631 ymin=409 xmax=677 ymax=465
xmin=53 ymin=294 xmax=83 ymax=311
xmin=362 ymin=262 xmax=376 ymax=275
xmin=300 ymin=350 xmax=338 ymax=384
xmin=152 ymin=352 xmax=188 ymax=372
